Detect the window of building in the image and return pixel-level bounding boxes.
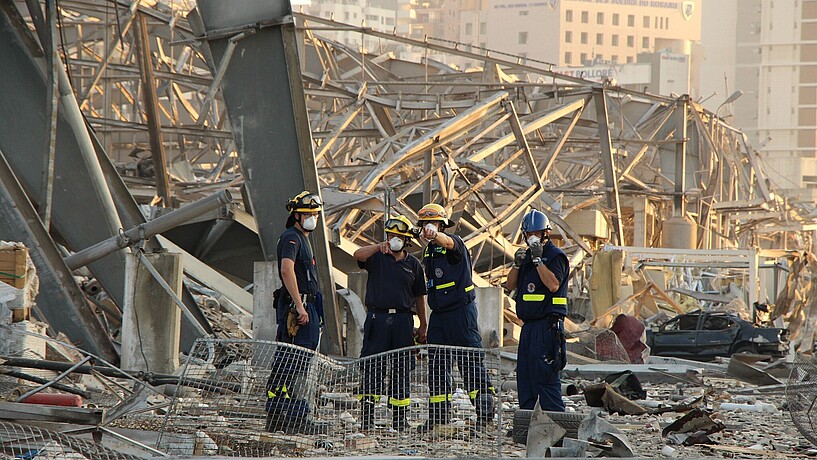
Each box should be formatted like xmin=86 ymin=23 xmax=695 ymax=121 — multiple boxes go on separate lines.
xmin=465 ymin=23 xmax=473 ymax=35
xmin=597 ymin=12 xmax=604 ymax=24
xmin=566 ymin=9 xmax=573 ymax=22
xmin=628 ymin=14 xmax=635 ymax=27
xmin=643 ymin=16 xmax=650 ymax=28
xmin=642 ymin=36 xmax=649 ymax=48
xmin=581 ymin=52 xmax=588 ymax=64
xmin=596 ymin=33 xmax=603 ymax=45
xmin=565 ymin=31 xmax=572 ymax=43
xmin=565 ymin=52 xmax=572 ymax=64
xmin=597 ymin=54 xmax=603 ymax=61
xmin=520 ymin=10 xmax=529 ymax=16
xmin=655 ymin=16 xmax=659 ymax=28
xmin=612 ymin=55 xmax=619 ymax=63
xmin=581 ymin=32 xmax=588 ymax=44
xmin=480 ymin=22 xmax=486 ymax=34
xmin=627 ymin=56 xmax=634 ymax=63
xmin=519 ymin=31 xmax=528 ymax=44
xmin=627 ymin=35 xmax=634 ymax=47
xmin=665 ymin=17 xmax=669 ymax=29
xmin=581 ymin=11 xmax=589 ymax=23
xmin=612 ymin=13 xmax=619 ymax=26
xmin=612 ymin=34 xmax=619 ymax=46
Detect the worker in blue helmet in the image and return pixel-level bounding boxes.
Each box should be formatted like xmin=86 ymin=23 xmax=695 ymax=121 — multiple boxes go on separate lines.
xmin=506 ymin=209 xmax=569 ymax=412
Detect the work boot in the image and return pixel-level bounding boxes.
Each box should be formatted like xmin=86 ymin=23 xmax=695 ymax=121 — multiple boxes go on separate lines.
xmin=474 ymin=393 xmax=495 ymax=427
xmin=360 ymin=397 xmax=376 ymax=431
xmin=392 ymin=406 xmax=408 ymax=431
xmin=417 ymin=401 xmax=450 ymax=433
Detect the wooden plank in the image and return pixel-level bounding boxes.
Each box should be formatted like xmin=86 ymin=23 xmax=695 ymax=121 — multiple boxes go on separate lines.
xmin=0 ymin=402 xmax=104 ymax=424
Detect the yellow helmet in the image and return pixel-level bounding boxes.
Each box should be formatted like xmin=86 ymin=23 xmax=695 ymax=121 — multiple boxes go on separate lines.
xmin=385 ymin=215 xmax=416 ymax=239
xmin=286 ymin=191 xmax=323 ymax=213
xmin=417 ymin=203 xmax=452 ymax=227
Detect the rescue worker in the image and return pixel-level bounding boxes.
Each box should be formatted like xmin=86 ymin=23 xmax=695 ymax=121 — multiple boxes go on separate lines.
xmin=506 ymin=209 xmax=569 ymax=412
xmin=265 ymin=191 xmax=325 ymax=434
xmin=353 ymin=215 xmax=428 ymax=431
xmin=416 ymin=203 xmax=495 ymax=432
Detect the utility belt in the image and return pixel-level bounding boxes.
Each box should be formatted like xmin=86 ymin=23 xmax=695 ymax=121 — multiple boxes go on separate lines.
xmin=276 ymin=289 xmax=317 ymax=309
xmin=526 ymin=313 xmax=565 ymax=326
xmin=368 ymin=307 xmax=413 ymax=315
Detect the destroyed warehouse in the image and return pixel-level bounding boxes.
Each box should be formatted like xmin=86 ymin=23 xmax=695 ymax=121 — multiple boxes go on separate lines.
xmin=1 ymin=0 xmax=817 ymax=458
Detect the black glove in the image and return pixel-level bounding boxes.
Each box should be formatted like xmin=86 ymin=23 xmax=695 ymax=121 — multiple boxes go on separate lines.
xmin=513 ymin=248 xmax=526 ymax=269
xmin=530 ymin=242 xmax=543 ymax=261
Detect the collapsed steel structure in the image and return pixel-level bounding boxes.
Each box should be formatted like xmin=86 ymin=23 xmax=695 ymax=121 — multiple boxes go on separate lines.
xmin=1 ymin=0 xmax=813 ymax=359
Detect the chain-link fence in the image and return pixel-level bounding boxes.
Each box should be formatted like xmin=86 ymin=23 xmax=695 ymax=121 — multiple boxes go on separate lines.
xmin=0 ymin=421 xmax=143 ymax=460
xmin=788 ymin=353 xmax=817 ymax=446
xmin=157 ymin=339 xmax=510 ymax=457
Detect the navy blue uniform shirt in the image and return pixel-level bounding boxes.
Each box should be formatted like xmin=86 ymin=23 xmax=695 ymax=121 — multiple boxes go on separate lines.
xmin=277 ymin=227 xmax=319 ymax=295
xmin=358 ymin=251 xmax=426 ymax=309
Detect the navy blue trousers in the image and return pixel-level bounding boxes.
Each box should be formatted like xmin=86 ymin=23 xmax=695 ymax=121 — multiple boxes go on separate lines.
xmin=358 ymin=311 xmax=414 ymax=406
xmin=426 ymin=301 xmax=493 ymax=401
xmin=265 ymin=301 xmax=320 ymax=420
xmin=517 ymin=317 xmax=566 ymax=411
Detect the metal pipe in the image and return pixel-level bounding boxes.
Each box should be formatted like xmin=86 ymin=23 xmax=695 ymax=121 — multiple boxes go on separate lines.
xmin=15 ymin=355 xmax=92 ymax=402
xmin=64 ymin=189 xmax=233 ymax=270
xmin=0 ymin=356 xmax=240 ymax=393
xmin=0 ymin=369 xmax=89 ymax=398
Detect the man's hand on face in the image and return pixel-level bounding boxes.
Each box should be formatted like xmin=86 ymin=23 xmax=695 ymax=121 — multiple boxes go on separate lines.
xmin=530 ymin=241 xmax=543 ymax=260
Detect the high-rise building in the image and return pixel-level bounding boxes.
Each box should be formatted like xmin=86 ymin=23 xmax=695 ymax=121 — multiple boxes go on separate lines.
xmin=701 ymin=0 xmax=817 ymax=201
xmin=482 ymin=0 xmax=701 ymax=67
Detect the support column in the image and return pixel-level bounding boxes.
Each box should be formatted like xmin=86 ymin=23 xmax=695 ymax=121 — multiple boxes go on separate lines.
xmin=252 ymin=261 xmax=279 ymax=342
xmin=345 ymin=271 xmax=367 ymax=358
xmin=475 ymin=286 xmax=503 ymax=348
xmin=632 ymin=196 xmax=648 ymax=247
xmin=122 ymin=252 xmax=182 ymax=374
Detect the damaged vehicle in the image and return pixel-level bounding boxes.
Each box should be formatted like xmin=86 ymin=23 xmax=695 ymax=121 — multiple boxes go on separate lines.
xmin=646 ymin=310 xmax=789 ymax=360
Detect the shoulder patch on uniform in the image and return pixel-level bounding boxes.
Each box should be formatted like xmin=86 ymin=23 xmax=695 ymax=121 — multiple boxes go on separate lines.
xmin=526 ymin=283 xmax=536 ymax=293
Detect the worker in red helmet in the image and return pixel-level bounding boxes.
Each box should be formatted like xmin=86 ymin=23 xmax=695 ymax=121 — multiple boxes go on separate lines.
xmin=506 ymin=209 xmax=569 ymax=412
xmin=353 ymin=215 xmax=427 ymax=431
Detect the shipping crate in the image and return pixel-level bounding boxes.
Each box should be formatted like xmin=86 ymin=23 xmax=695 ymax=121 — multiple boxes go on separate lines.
xmin=0 ymin=246 xmax=27 ymax=288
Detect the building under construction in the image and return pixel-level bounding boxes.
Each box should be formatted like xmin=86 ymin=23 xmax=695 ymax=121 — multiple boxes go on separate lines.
xmin=1 ymin=0 xmax=817 ymax=458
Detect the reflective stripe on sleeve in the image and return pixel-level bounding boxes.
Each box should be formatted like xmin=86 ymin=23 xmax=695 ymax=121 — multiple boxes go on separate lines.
xmin=464 ymin=285 xmax=474 ymax=292
xmin=435 ymin=281 xmax=456 ymax=290
xmin=552 ymin=297 xmax=567 ymax=305
xmin=522 ymin=294 xmax=546 ymax=301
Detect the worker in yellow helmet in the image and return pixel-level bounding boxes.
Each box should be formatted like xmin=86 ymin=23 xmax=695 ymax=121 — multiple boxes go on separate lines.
xmin=353 ymin=215 xmax=428 ymax=431
xmin=265 ymin=191 xmax=325 ymax=435
xmin=415 ymin=203 xmax=495 ymax=432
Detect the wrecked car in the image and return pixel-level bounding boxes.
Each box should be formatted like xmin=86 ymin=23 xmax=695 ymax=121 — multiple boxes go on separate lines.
xmin=646 ymin=310 xmax=789 ymax=360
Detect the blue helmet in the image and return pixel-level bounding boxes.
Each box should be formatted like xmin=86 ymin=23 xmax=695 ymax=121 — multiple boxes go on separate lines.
xmin=522 ymin=209 xmax=551 ymax=233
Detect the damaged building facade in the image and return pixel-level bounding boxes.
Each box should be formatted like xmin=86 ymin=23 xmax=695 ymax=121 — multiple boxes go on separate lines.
xmin=0 ymin=0 xmax=817 ymax=457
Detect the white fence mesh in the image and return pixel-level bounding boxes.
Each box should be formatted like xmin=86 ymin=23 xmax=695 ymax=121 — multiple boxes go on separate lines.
xmin=0 ymin=421 xmax=142 ymax=460
xmin=157 ymin=339 xmax=511 ymax=457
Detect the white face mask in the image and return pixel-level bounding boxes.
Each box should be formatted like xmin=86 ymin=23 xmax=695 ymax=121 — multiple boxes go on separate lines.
xmin=389 ymin=237 xmax=405 ymax=252
xmin=302 ymin=215 xmax=318 ymax=231
xmin=527 ymin=235 xmax=541 ymax=246
xmin=424 ymin=223 xmax=438 ymax=233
